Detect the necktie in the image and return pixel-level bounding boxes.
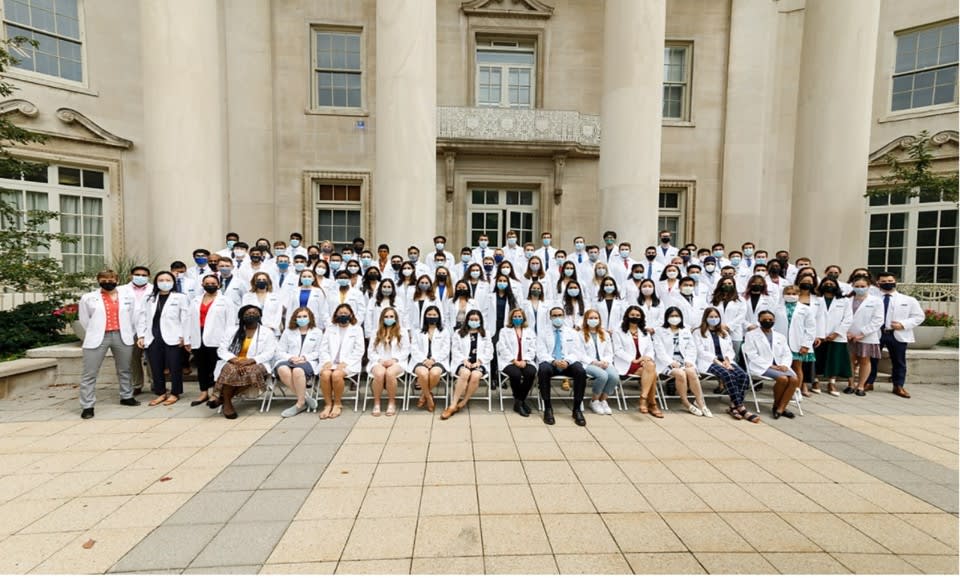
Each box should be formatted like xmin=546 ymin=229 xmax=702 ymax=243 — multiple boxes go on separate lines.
xmin=592 ymin=334 xmax=600 ymax=360
xmin=222 ymin=277 xmax=231 ymax=292
xmin=747 ymin=259 xmax=752 ymax=268
xmin=545 ymin=251 xmax=550 ymax=269
xmin=279 ymin=273 xmax=285 ymax=287
xmin=624 ymin=258 xmax=629 ymax=270
xmin=646 ymin=267 xmax=652 ymax=280
xmin=481 ymin=248 xmax=486 ymax=259
xmin=176 ymin=278 xmax=182 ymax=293
xmin=486 ymin=273 xmax=491 ymax=283
xmin=578 ymin=254 xmax=582 ymax=264
xmin=464 ymin=263 xmax=468 ymax=276
xmin=553 ymin=328 xmax=563 ymax=360
xmin=883 ymin=294 xmax=891 ymax=329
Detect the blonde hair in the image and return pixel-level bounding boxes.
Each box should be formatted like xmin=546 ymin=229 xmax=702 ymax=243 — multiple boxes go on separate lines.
xmin=374 ymin=306 xmax=402 ymax=347
xmin=580 ymin=308 xmax=608 ymax=342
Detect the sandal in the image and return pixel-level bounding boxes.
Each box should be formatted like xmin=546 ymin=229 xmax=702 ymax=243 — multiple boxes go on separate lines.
xmin=727 ymin=407 xmax=743 ymax=420
xmin=650 ymin=406 xmax=664 ymax=419
xmin=425 ymin=394 xmax=435 ymax=413
xmin=162 ymin=395 xmax=179 ymax=406
xmin=318 ymin=406 xmax=332 ymax=420
xmin=372 ymin=405 xmax=382 ymax=417
xmin=385 ymin=403 xmax=397 ymax=417
xmin=329 ymin=405 xmax=342 ymax=419
xmin=741 ymin=409 xmax=761 ymax=423
xmin=416 ymin=395 xmax=426 ymax=409
xmin=149 ymin=394 xmax=168 ymax=406
xmin=440 ymin=405 xmax=459 ymax=420
xmin=638 ymin=402 xmax=649 ymax=415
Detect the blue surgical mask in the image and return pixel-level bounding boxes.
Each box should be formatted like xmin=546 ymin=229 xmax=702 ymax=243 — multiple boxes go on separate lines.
xmin=853 ymin=287 xmax=868 ymax=296
xmin=730 ymin=257 xmax=742 ymax=267
xmin=226 ymin=240 xmax=236 ymax=250
xmin=277 ymin=262 xmax=289 ymax=271
xmin=479 ymin=240 xmax=489 ymax=249
xmin=435 ymin=243 xmax=445 ymax=251
xmin=632 ymin=272 xmax=644 ymax=280
xmin=588 ymin=253 xmax=599 ymax=262
xmin=511 ymin=317 xmax=523 ymax=327
xmin=743 ymin=248 xmax=754 ymax=257
xmin=330 ymin=261 xmax=341 ymax=271
xmin=467 ymin=320 xmax=481 ymax=329
xmin=603 ymin=285 xmax=615 ymax=294
xmin=194 ymin=257 xmax=208 ymax=266
xmin=337 ymin=279 xmax=350 ymax=287
xmin=707 ymin=317 xmax=721 ymax=327
xmin=507 ymin=237 xmax=517 ymax=246
xmin=496 ymin=281 xmax=508 ymax=291
xmin=461 ymin=255 xmax=471 ymax=263
xmin=383 ymin=317 xmax=396 ymax=327
xmin=219 ymin=267 xmax=233 ymax=277
xmin=470 ymin=270 xmax=481 ymax=279
xmin=524 ymin=251 xmax=534 ymax=259
xmin=290 ymin=239 xmax=300 ymax=248
xmin=567 ymin=289 xmax=580 ymax=297
xmin=301 ymin=277 xmax=314 ymax=286
xmin=542 ymin=238 xmax=551 ymax=247
xmin=619 ymin=250 xmax=630 ymax=259
xmin=689 ymin=273 xmax=700 ymax=282
xmin=551 ymin=317 xmax=564 ymax=328
xmin=756 ymin=258 xmax=767 ymax=266
xmin=586 ymin=318 xmax=600 ymax=328
xmin=361 ymin=257 xmax=372 ymax=267
xmin=713 ymin=250 xmax=724 ymax=258
xmin=132 ymin=275 xmax=149 ymax=287
xmin=295 ymin=317 xmax=310 ymax=327
xmin=294 ymin=263 xmax=306 ymax=272
xmin=409 ymin=254 xmax=419 ymax=262
xmin=563 ymin=268 xmax=575 ymax=277
xmin=575 ymin=242 xmax=585 ymax=251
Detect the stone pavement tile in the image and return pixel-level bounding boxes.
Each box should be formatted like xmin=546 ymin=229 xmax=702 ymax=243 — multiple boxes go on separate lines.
xmin=410 ymin=556 xmax=484 ymax=574
xmin=359 ymin=485 xmax=421 ymax=518
xmin=0 ymin=498 xmax=68 ymax=534
xmin=483 ymin=554 xmax=559 ymax=574
xmin=559 ymin=441 xmax=607 ymax=460
xmin=335 ymin=558 xmax=412 ymax=574
xmin=473 ymin=442 xmax=521 ymax=461
xmin=205 ymin=429 xmax=268 ymax=450
xmin=759 ymin=459 xmax=832 ymax=483
xmin=599 ymin=441 xmax=656 ymax=461
xmin=690 ymin=440 xmax=751 ymax=460
xmin=720 ymin=512 xmax=821 ymax=552
xmin=413 ymin=515 xmax=482 ymax=557
xmin=20 ymin=470 xmax=112 ymax=500
xmin=0 ymin=473 xmax=55 ymax=502
xmin=341 ymin=516 xmax=418 ymax=561
xmin=740 ymin=482 xmax=826 ymax=513
xmin=472 ymin=426 xmax=516 ymax=443
xmin=165 ymin=491 xmax=252 ymax=525
xmin=254 ymin=426 xmax=310 ymax=446
xmin=694 ymin=552 xmax=778 ymax=574
xmin=831 ymin=553 xmax=921 ymax=574
xmin=302 ymin=428 xmax=352 ymax=447
xmin=265 ymin=518 xmax=354 ymax=564
xmin=645 ymin=440 xmax=700 ymax=460
xmin=841 ymin=513 xmax=955 ymax=555
xmin=477 ymin=483 xmax=538 ymax=515
xmin=522 ymin=460 xmax=578 ymax=484
xmin=96 ymin=492 xmax=192 ymax=529
xmin=790 ymin=483 xmax=887 ymax=513
xmin=661 ymin=513 xmax=753 ymax=553
xmin=73 ymin=449 xmax=151 ymax=472
xmin=85 ymin=468 xmax=170 ymax=497
xmin=259 ymin=462 xmax=327 ymax=489
xmin=798 ymin=459 xmax=882 ymax=483
xmin=845 ymin=459 xmax=933 ymax=487
xmin=584 ymin=483 xmax=652 ymax=513
xmin=568 ymin=459 xmax=629 ymax=485
xmin=32 ymin=526 xmax=152 ymax=574
xmin=259 ymin=562 xmax=337 ymax=574
xmin=162 ymin=429 xmax=224 ymax=449
xmin=779 ymin=512 xmax=887 ymax=553
xmin=379 ymin=442 xmax=428 ymax=463
xmin=661 ymin=459 xmax=731 ymax=483
xmin=180 ymin=446 xmax=248 ymax=470
xmin=233 ymin=488 xmax=310 ymax=523
xmin=191 ymin=521 xmax=287 ymax=568
xmin=711 ymin=459 xmax=781 ymax=483
xmin=900 ymin=554 xmax=960 ymax=575
xmin=282 ymin=444 xmax=339 ymax=465
xmin=182 ymin=565 xmax=263 ymax=574
xmin=423 ymin=461 xmax=475 ymax=485
xmin=296 ymin=487 xmax=367 ymax=520
xmin=0 ymin=531 xmax=81 ymax=574
xmin=688 ymin=483 xmax=769 ymax=512
xmin=762 ymin=552 xmax=850 ymax=574
xmin=618 ymin=460 xmax=682 ymax=484
xmin=843 ymin=482 xmax=942 ymax=513
xmin=624 ymin=552 xmax=706 ymax=574
xmin=315 ymin=461 xmax=376 ymax=488
xmin=329 ymin=443 xmax=384 ymax=464
xmin=530 ymin=483 xmax=594 ymax=514
xmin=232 ymin=445 xmax=293 ymax=467
xmin=371 ymin=462 xmax=426 ymax=487
xmin=895 ymin=513 xmax=960 ymax=548
xmin=419 ymin=484 xmax=479 ymax=517
xmin=515 ymin=441 xmax=566 ymax=461
xmin=388 ymin=427 xmax=432 ymax=444
xmin=475 ymin=460 xmax=527 ymax=485
xmin=112 ymin=523 xmax=222 ymax=572
xmin=141 ymin=466 xmax=222 ymax=494
xmin=602 ymin=512 xmax=685 ymax=552
xmin=21 ymin=495 xmax=131 ymax=534
xmin=635 ymin=484 xmax=711 ymax=513
xmin=554 ymin=553 xmax=632 ymax=574
xmin=205 ymin=465 xmax=276 ymax=492
xmin=480 ymin=514 xmax=551 ymax=556
xmin=541 ymin=513 xmax=618 ymax=554
xmin=426 ymin=442 xmax=473 ymax=462
xmin=907 ymin=483 xmax=959 ymax=514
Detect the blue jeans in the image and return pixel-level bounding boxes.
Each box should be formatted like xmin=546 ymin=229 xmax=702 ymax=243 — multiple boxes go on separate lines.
xmin=584 ymin=363 xmax=620 ymax=396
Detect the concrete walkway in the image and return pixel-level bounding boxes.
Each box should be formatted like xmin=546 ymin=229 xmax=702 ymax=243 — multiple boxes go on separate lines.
xmin=0 ymin=381 xmax=956 ymax=574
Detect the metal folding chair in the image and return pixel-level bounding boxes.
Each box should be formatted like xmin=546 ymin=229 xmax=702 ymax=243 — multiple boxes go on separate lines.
xmin=311 ymin=371 xmax=362 ymax=413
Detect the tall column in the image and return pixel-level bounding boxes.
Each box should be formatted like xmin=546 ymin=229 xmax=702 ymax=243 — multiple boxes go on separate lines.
xmin=791 ymin=0 xmax=880 ymax=270
xmin=599 ymin=0 xmax=665 ymax=245
xmin=140 ymin=0 xmax=226 ymax=265
xmin=375 ymin=0 xmax=436 ymax=248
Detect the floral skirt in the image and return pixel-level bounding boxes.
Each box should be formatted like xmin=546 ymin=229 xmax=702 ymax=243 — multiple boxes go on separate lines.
xmin=215 ymin=362 xmax=268 ymax=398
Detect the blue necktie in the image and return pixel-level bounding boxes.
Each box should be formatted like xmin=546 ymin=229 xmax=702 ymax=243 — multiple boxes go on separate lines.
xmin=553 ymin=328 xmax=563 ymax=360
xmin=176 ymin=278 xmax=182 ymax=293
xmin=883 ymin=294 xmax=891 ymax=329
xmin=545 ymin=251 xmax=549 ymax=269
xmin=578 ymin=254 xmax=582 ymax=264
xmin=279 ymin=273 xmax=285 ymax=287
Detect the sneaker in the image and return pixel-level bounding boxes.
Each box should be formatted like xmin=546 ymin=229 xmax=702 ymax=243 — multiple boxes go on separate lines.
xmin=600 ymin=399 xmax=613 ymax=415
xmin=589 ymin=400 xmax=604 ymax=415
xmin=687 ymin=404 xmax=703 ymax=417
xmin=281 ymin=403 xmax=306 ymax=418
xmin=701 ymin=406 xmax=713 ymax=418
xmin=305 ymin=395 xmax=318 ymax=411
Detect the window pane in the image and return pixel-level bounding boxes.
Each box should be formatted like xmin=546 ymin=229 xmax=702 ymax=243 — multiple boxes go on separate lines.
xmin=889 ymin=212 xmax=906 ymax=229
xmin=5 ymin=0 xmax=30 ymax=25
xmin=933 ymin=84 xmax=954 ymax=104
xmin=869 ymin=231 xmax=887 ymax=247
xmin=936 ymin=266 xmax=955 ymax=283
xmin=918 ymin=210 xmax=939 ymax=228
xmin=30 ymin=6 xmax=55 ymax=33
xmin=917 ymin=229 xmax=937 ymax=246
xmin=941 ymin=209 xmax=957 ymax=227
xmin=59 ymin=166 xmax=81 ymax=186
xmin=82 ymin=169 xmax=104 ymax=189
xmin=941 ymin=43 xmax=959 ymax=64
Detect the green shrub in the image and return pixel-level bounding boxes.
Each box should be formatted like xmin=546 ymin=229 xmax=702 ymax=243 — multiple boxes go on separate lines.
xmin=0 ymin=300 xmax=68 ymax=358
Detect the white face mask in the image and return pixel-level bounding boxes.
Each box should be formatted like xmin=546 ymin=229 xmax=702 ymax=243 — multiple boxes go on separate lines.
xmin=680 ymin=286 xmax=694 ymax=296
xmin=783 ymin=294 xmax=799 ymax=303
xmin=666 ymin=270 xmax=679 ymax=279
xmin=641 ymin=287 xmax=654 ymax=296
xmin=667 ymin=316 xmax=682 ymax=326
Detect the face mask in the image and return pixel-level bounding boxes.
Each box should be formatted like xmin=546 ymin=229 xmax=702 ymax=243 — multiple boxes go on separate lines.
xmin=504 ymin=317 xmax=520 ymax=329
xmin=406 ymin=254 xmax=417 ymax=263
xmin=529 ymin=263 xmax=541 ymax=272
xmin=203 ymin=285 xmax=219 ymax=294
xmin=667 ymin=316 xmax=682 ymax=326
xmin=494 ymin=255 xmax=504 ymax=264
xmin=234 ymin=250 xmax=247 ymax=259
xmin=713 ymin=250 xmax=724 ymax=259
xmin=226 ymin=240 xmax=236 ymax=250
xmin=853 ymin=287 xmax=868 ymax=296
xmin=328 ymin=261 xmax=341 ymax=271
xmin=219 ymin=267 xmax=233 ymax=277
xmin=337 ymin=279 xmax=350 ymax=287
xmin=827 ymin=273 xmax=839 ymax=281
xmin=641 ymin=287 xmax=654 ymax=296
xmin=563 ymin=268 xmax=575 ymax=277
xmin=336 ymin=315 xmax=351 ymax=324
xmin=309 ymin=253 xmax=321 ymax=261
xmin=878 ymin=282 xmax=896 ymax=291
xmin=425 ymin=317 xmax=439 ymax=326
xmin=255 ymin=280 xmax=268 ymax=290
xmin=496 ymin=282 xmax=508 ymax=291
xmin=402 ymin=269 xmax=413 ymax=277
xmin=455 ymin=289 xmax=470 ymax=298
xmin=586 ymin=318 xmax=600 ymax=328
xmin=435 ymin=243 xmax=445 ymax=251
xmin=274 ymin=247 xmax=285 ymax=254
xmin=759 ymin=320 xmax=775 ymax=330
xmin=461 ymin=270 xmax=477 ymax=280
xmin=277 ymin=262 xmax=290 ymax=271
xmin=749 ymin=285 xmax=763 ymax=294
xmin=799 ymin=283 xmax=814 ymax=291
xmin=575 ymin=242 xmax=585 ymax=251
xmin=131 ymin=275 xmax=149 ymax=287
xmin=157 ymin=281 xmax=174 ymax=292
xmin=467 ymin=320 xmax=481 ymax=329
xmin=707 ymin=317 xmax=721 ymax=327
xmin=756 ymin=258 xmax=767 ymax=266
xmin=603 ymin=285 xmax=615 ymax=294
xmin=379 ymin=286 xmax=393 ymax=296
xmin=661 ymin=236 xmax=671 ymax=245
xmin=632 ymin=272 xmax=644 ymax=280
xmin=645 ymin=254 xmax=656 ymax=261
xmin=501 ymin=267 xmax=512 ymax=275
xmin=461 ymin=255 xmax=471 ymax=263
xmin=619 ymin=250 xmax=630 ymax=259
xmin=256 ymin=245 xmax=270 ymax=254
xmin=730 ymin=257 xmax=742 ymax=267
xmin=689 ymin=273 xmax=701 ymax=282
xmin=344 ymin=253 xmax=355 ymax=260
xmin=596 ymin=269 xmax=607 ymax=278
xmin=290 ymin=239 xmax=301 ymax=248
xmin=295 ymin=317 xmax=310 ymax=327
xmin=705 ymin=265 xmax=716 ymax=273
xmin=243 ymin=315 xmax=261 ymax=328
xmin=347 ymin=266 xmax=360 ymax=275
xmin=822 ymin=285 xmax=837 ymax=295
xmin=551 ymin=317 xmax=564 ymax=328
xmin=542 ymin=238 xmax=551 ymax=247
xmin=507 ymin=237 xmax=517 ymax=246
xmin=479 ymin=240 xmax=489 ymax=249
xmin=436 ymin=261 xmax=446 ymax=268
xmin=383 ymin=318 xmax=396 ymax=327
xmin=418 ymin=283 xmax=431 ymax=291
xmin=194 ymin=257 xmax=208 ymax=266
xmin=743 ymin=248 xmax=754 ymax=257
xmin=360 ymin=258 xmax=372 ymax=267
xmin=768 ymin=267 xmax=781 ymax=276
xmin=604 ymin=238 xmax=615 ymax=246
xmin=99 ymin=281 xmax=118 ymax=291
xmin=783 ymin=294 xmax=799 ymax=303
xmin=391 ymin=262 xmax=402 ymax=271
xmin=530 ymin=289 xmax=542 ymax=298
xmin=666 ymin=270 xmax=678 ymax=279
xmin=681 ymin=255 xmax=691 ymax=263
xmin=567 ymin=289 xmax=580 ymax=298
xmin=628 ymin=316 xmax=642 ymax=325
xmin=721 ymin=284 xmax=735 ymax=293
xmin=680 ymin=286 xmax=694 ymax=296
xmin=301 ymin=277 xmax=314 ymax=286
xmin=294 ymin=263 xmax=306 ymax=272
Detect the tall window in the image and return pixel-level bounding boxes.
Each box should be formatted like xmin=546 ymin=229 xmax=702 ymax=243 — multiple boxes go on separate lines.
xmin=3 ymin=0 xmax=82 ymax=82
xmin=663 ymin=43 xmax=692 ymax=120
xmin=314 ymin=181 xmax=361 ymax=246
xmin=658 ymin=189 xmax=685 ymax=243
xmin=312 ymin=28 xmax=362 ymax=109
xmin=892 ymin=21 xmax=958 ymax=112
xmin=475 ymin=38 xmax=535 ymax=109
xmin=468 ymin=188 xmax=537 ymax=246
xmin=867 ymin=190 xmax=957 ymax=283
xmin=0 ymin=163 xmax=107 ymax=273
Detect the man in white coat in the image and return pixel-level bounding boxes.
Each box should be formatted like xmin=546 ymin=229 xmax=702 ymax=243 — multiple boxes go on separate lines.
xmin=654 ymin=230 xmax=679 ymax=265
xmin=536 ymin=307 xmax=589 ymax=427
xmin=866 ymin=272 xmax=925 ymax=398
xmin=77 ymin=270 xmax=142 ymax=418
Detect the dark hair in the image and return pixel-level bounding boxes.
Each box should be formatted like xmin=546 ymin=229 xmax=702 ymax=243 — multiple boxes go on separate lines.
xmin=459 ymin=309 xmax=486 ymax=338
xmin=493 ymin=274 xmax=518 ymax=310
xmin=150 ymin=271 xmax=175 ymax=297
xmin=562 ymin=280 xmax=585 ymax=316
xmin=130 ymin=265 xmax=150 ymax=275
xmin=170 ymin=261 xmax=186 ymax=270
xmin=193 ymin=248 xmax=210 ymax=257
xmin=497 ymin=261 xmax=519 ymax=281
xmin=711 ymin=277 xmax=740 ymax=306
xmin=376 ymin=278 xmax=398 ymax=306
xmin=201 ymin=274 xmax=220 ymax=287
xmin=757 ymin=309 xmax=776 ymax=323
xmin=332 ymin=303 xmax=357 ymax=325
xmin=527 ymin=281 xmax=545 ymax=300
xmin=228 ymin=305 xmax=262 ymax=354
xmin=414 ymin=274 xmax=436 ymax=300
xmin=744 ymin=274 xmax=768 ymax=298
xmin=421 ymin=305 xmax=444 ymax=333
xmin=659 ymin=264 xmax=681 ymax=282
xmin=877 ymin=271 xmax=897 ymax=280
xmin=816 ymin=277 xmax=844 ymax=299
xmin=620 ymin=305 xmax=646 ymax=333
xmin=225 ymin=232 xmax=239 ymax=240
xmin=556 ymin=261 xmax=579 ymax=294
xmin=662 ymin=306 xmax=685 ymax=329
xmin=602 ymin=230 xmax=617 ymax=239
xmin=598 ymin=276 xmax=620 ymax=301
xmin=637 ymin=279 xmax=660 ymax=307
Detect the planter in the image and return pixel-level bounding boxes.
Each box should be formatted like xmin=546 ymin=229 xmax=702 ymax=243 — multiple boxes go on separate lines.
xmin=70 ymin=320 xmax=85 ymax=342
xmin=909 ymin=325 xmax=946 ymax=350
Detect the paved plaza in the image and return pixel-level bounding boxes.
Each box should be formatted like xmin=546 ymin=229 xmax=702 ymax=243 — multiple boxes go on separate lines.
xmin=0 ymin=381 xmax=956 ymax=575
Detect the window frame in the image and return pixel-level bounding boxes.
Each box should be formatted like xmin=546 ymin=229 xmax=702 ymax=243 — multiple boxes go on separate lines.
xmin=466 ymin=185 xmax=539 ymax=247
xmin=663 ymin=41 xmax=693 ymax=123
xmin=308 ymin=24 xmax=366 ymax=115
xmin=468 ymin=27 xmax=544 ymax=109
xmin=889 ymin=19 xmax=959 ymax=115
xmin=302 ymin=170 xmax=370 ymax=246
xmin=474 ymin=37 xmax=537 ymax=109
xmin=0 ymin=0 xmax=87 ymax=87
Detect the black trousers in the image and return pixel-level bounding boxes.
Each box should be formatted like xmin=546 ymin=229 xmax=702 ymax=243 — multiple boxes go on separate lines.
xmin=537 ymin=361 xmax=586 ymax=411
xmin=147 ymin=340 xmax=184 ymax=396
xmin=502 ymin=363 xmax=537 ymax=401
xmin=867 ymin=331 xmax=908 ymax=387
xmin=194 ymin=344 xmax=219 ymax=391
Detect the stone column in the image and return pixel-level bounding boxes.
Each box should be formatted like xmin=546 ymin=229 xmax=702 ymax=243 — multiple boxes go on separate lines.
xmin=140 ymin=0 xmax=226 ymax=265
xmin=599 ymin=0 xmax=665 ymax=245
xmin=375 ymin=0 xmax=436 ymax=248
xmin=791 ymin=0 xmax=880 ymax=270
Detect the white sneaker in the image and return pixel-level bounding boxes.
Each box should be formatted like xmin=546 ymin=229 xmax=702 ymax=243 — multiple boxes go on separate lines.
xmin=281 ymin=403 xmax=305 ymax=418
xmin=305 ymin=395 xmax=318 ymax=411
xmin=590 ymin=400 xmax=604 ymax=414
xmin=600 ymin=399 xmax=613 ymax=415
xmin=701 ymin=406 xmax=713 ymax=418
xmin=687 ymin=404 xmax=703 ymax=417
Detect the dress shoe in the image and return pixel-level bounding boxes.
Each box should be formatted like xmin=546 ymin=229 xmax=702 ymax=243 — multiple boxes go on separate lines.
xmin=520 ymin=400 xmax=532 ymax=415
xmin=780 ymin=409 xmax=796 ymax=419
xmin=573 ymin=410 xmax=586 ymax=427
xmin=120 ymin=397 xmax=141 ymax=406
xmin=542 ymin=407 xmax=555 ymax=425
xmin=893 ymin=386 xmax=911 ymax=399
xmin=513 ymin=400 xmax=530 ymax=417
xmin=81 ymin=407 xmax=94 ymax=419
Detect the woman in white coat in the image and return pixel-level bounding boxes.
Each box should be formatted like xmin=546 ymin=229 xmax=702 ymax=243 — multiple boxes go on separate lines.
xmin=188 ymin=274 xmax=236 ymax=407
xmin=522 ymin=281 xmax=553 ymax=337
xmin=497 ymin=307 xmax=539 ymax=416
xmin=319 ymin=303 xmax=366 ymax=419
xmin=137 ymin=271 xmax=192 ymax=407
xmin=210 ymin=305 xmax=278 ymax=419
xmin=653 ymin=306 xmax=710 ymax=417
xmin=709 ymin=277 xmax=747 ymax=356
xmin=692 ymin=307 xmax=758 ymax=423
xmin=742 ymin=310 xmax=799 ymax=419
xmin=367 ymin=306 xmax=410 ymax=417
xmin=743 ymin=275 xmax=778 ymax=332
xmin=241 ymin=272 xmax=285 ymax=336
xmin=845 ymin=276 xmax=884 ymax=397
xmin=580 ymin=309 xmax=620 ymax=415
xmin=407 ymin=275 xmax=441 ymax=334
xmin=595 ymin=276 xmax=627 ymax=332
xmin=443 ymin=309 xmax=494 ymax=420
xmin=447 ymin=280 xmax=480 ymax=333
xmin=365 ymin=279 xmax=405 ymax=339
xmin=813 ymin=277 xmax=853 ymax=396
xmin=274 ymin=307 xmax=323 ymax=418
xmin=774 ymin=285 xmax=817 ymax=398
xmin=636 ymin=279 xmax=664 ymax=335
xmin=410 ymin=305 xmax=450 ymax=412
xmin=612 ymin=306 xmax=660 ymax=417
xmin=287 ymin=270 xmax=330 ymax=330
xmin=327 ymin=271 xmax=366 ymax=327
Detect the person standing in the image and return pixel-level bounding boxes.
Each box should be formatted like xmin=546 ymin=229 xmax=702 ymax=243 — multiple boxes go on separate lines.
xmin=187 ymin=275 xmax=236 ymax=406
xmin=865 ymin=272 xmax=925 ymax=399
xmin=137 ymin=271 xmax=192 ymax=407
xmin=122 ymin=265 xmax=152 ymax=395
xmin=77 ymin=270 xmax=141 ymax=419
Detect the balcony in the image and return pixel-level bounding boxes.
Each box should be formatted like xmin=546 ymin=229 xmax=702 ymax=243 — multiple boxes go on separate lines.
xmin=436 ymin=106 xmax=601 ymax=156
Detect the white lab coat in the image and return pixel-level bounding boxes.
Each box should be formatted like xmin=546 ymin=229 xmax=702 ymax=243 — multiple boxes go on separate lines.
xmin=496 ymin=325 xmax=539 ymax=369
xmin=818 ymin=297 xmax=853 ymax=343
xmin=743 ymin=293 xmax=779 ymax=329
xmin=137 ymin=292 xmax=192 ymax=347
xmin=713 ymin=299 xmax=747 ymax=342
xmin=638 ymin=300 xmax=665 ymax=331
xmin=241 ymin=291 xmax=285 ymax=335
xmin=692 ymin=329 xmax=737 ymax=374
xmin=522 ymin=299 xmax=556 ymax=337
xmin=666 ymin=292 xmax=707 ymax=328
xmin=78 ymin=287 xmax=137 ymax=348
xmin=185 ymin=264 xmax=216 ymax=284
xmin=365 ymin=297 xmax=406 ymax=338
xmin=214 ymin=326 xmax=277 ymax=379
xmin=580 ymin=330 xmax=615 ymax=367
xmin=451 ymin=331 xmax=495 ymax=373
xmin=366 ymin=332 xmax=411 ymax=373
xmin=407 ymin=297 xmax=442 ymax=333
xmin=609 ymin=256 xmax=638 ymax=287
xmin=326 ymin=287 xmax=366 ymax=326
xmin=319 ymin=323 xmax=365 ymax=374
xmin=188 ymin=293 xmax=237 ymax=348
xmin=218 ymin=275 xmax=247 ymax=309
xmin=773 ymin=302 xmax=817 ymax=353
xmin=879 ymin=291 xmax=925 ymax=343
xmin=446 ymin=297 xmax=480 ymax=333
xmin=410 ymin=327 xmax=452 ymax=370
xmin=742 ymin=329 xmax=793 ymax=377
xmin=654 ymin=245 xmax=679 ymax=266
xmin=274 ymin=327 xmax=324 ymax=373
xmin=652 ymin=327 xmax=698 ymax=373
xmin=848 ymin=296 xmax=885 ymax=345
xmin=536 ymin=325 xmax=587 ymax=366
xmin=611 ymin=328 xmax=655 ymax=375
xmin=595 ymin=298 xmax=628 ymax=332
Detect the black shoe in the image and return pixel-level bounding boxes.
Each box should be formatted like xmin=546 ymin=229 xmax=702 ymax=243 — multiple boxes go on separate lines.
xmin=81 ymin=407 xmax=94 ymax=419
xmin=542 ymin=407 xmax=555 ymax=425
xmin=772 ymin=409 xmax=781 ymax=420
xmin=781 ymin=409 xmax=796 ymax=419
xmin=520 ymin=400 xmax=532 ymax=415
xmin=514 ymin=400 xmax=530 ymax=417
xmin=207 ymin=399 xmax=222 ymax=409
xmin=120 ymin=397 xmax=141 ymax=406
xmin=843 ymin=386 xmax=855 ymax=394
xmin=573 ymin=410 xmax=586 ymax=427
xmin=855 ymin=389 xmax=866 ymax=397
xmin=223 ymin=411 xmax=238 ymax=420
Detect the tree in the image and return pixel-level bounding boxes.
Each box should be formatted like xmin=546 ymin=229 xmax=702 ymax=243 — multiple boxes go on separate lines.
xmin=867 ymin=130 xmax=959 ymax=203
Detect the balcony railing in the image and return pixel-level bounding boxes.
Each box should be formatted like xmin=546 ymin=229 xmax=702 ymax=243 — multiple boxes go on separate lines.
xmin=437 ymin=105 xmax=601 ymax=151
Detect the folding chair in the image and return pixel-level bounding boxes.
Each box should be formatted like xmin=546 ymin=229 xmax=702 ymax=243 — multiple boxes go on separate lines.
xmin=741 ymin=350 xmax=805 ymax=415
xmin=447 ymin=369 xmax=494 ymax=412
xmin=261 ymin=371 xmax=319 ymax=413
xmin=618 ymin=374 xmax=666 ymax=410
xmin=403 ymin=367 xmax=449 ymax=411
xmin=311 ymin=371 xmax=363 ymax=413
xmin=657 ymin=370 xmax=726 ymax=412
xmin=362 ymin=371 xmax=411 ymax=413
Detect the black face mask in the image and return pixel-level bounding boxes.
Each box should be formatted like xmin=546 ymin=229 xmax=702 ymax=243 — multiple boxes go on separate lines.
xmin=720 ymin=284 xmax=735 ymax=293
xmin=243 ymin=315 xmax=261 ymax=328
xmin=309 ymin=254 xmax=320 ymax=261
xmin=437 ymin=275 xmax=447 ymax=281
xmin=822 ymin=285 xmax=837 ymax=295
xmin=799 ymin=283 xmax=814 ymax=291
xmin=530 ymin=290 xmax=542 ymax=297
xmin=425 ymin=317 xmax=439 ymax=326
xmin=251 ymin=255 xmax=263 ymax=263
xmin=455 ymin=289 xmax=470 ymax=299
xmin=878 ymin=282 xmax=896 ymax=291
xmin=768 ymin=267 xmax=781 ymax=276
xmin=660 ymin=237 xmax=671 ymax=244
xmin=759 ymin=320 xmax=775 ymax=330
xmin=645 ymin=254 xmax=656 ymax=261
xmin=391 ymin=263 xmax=402 ymax=271
xmin=336 ymin=315 xmax=351 ymax=324
xmin=255 ymin=281 xmax=268 ymax=290
xmin=256 ymin=245 xmax=270 ymax=253
xmin=827 ymin=273 xmax=839 ymax=280
xmin=99 ymin=281 xmax=117 ymax=291
xmin=628 ymin=317 xmax=642 ymax=325
xmin=750 ymin=285 xmax=763 ymax=294
xmin=203 ymin=285 xmax=219 ymax=294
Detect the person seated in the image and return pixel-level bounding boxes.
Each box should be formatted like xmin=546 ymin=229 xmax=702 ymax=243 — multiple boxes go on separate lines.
xmin=209 ymin=305 xmax=278 ymax=419
xmin=318 ymin=304 xmax=366 ymax=419
xmin=410 ymin=305 xmax=450 ymax=412
xmin=693 ymin=307 xmax=758 ymax=422
xmin=274 ymin=307 xmax=322 ymax=418
xmin=444 ymin=309 xmax=494 ymax=420
xmin=743 ymin=310 xmax=799 ymax=419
